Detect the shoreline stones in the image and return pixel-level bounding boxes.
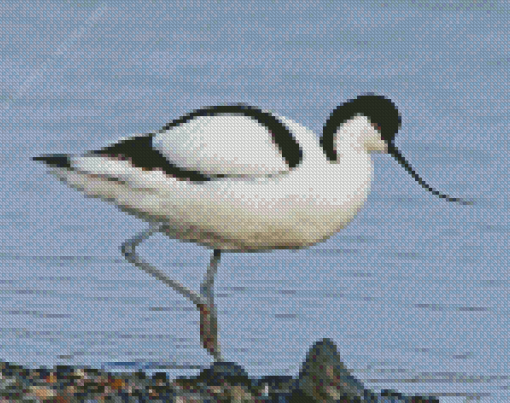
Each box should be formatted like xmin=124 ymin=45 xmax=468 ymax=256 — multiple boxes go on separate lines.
xmin=0 ymin=339 xmax=439 ymax=402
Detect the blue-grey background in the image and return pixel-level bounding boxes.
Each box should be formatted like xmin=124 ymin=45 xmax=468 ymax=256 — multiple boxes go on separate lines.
xmin=1 ymin=1 xmax=508 ymax=402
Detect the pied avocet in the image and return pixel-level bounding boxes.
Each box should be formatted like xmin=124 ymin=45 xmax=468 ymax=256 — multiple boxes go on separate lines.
xmin=33 ymin=94 xmax=471 ymax=362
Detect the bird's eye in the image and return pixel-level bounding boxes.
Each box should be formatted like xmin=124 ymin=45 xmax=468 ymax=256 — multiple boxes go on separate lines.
xmin=372 ymin=122 xmax=381 ymax=132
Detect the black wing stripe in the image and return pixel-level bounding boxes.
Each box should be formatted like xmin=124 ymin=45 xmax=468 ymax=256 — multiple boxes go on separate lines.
xmin=87 ymin=104 xmax=302 ymax=181
xmin=33 ymin=155 xmax=72 ymax=169
xmin=91 ymin=134 xmax=210 ymax=182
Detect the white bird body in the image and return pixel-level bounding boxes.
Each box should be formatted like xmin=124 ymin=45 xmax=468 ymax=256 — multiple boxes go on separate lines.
xmin=48 ymin=114 xmax=376 ymax=251
xmin=35 ymin=95 xmax=469 ymax=362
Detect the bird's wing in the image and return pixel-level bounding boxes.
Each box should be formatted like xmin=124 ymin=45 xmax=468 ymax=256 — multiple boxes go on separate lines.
xmin=152 ymin=105 xmax=302 ymax=179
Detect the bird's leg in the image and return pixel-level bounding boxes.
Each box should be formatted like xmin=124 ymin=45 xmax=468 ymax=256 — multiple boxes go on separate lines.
xmin=199 ymin=249 xmax=222 ymax=361
xmin=121 ymin=224 xmax=223 ymax=362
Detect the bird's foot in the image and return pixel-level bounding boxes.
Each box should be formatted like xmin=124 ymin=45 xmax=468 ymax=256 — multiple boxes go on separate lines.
xmin=198 ymin=303 xmax=221 ymax=361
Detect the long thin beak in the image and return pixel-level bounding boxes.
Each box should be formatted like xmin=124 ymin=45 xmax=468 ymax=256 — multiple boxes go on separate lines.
xmin=387 ymin=144 xmax=473 ymax=205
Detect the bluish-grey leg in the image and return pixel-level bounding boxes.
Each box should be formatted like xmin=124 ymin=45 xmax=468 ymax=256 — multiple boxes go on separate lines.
xmin=121 ymin=223 xmax=223 ymax=361
xmin=199 ymin=249 xmax=222 ymax=361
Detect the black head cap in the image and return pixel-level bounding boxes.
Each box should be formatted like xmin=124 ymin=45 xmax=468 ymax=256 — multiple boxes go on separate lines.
xmin=321 ymin=94 xmax=473 ymax=205
xmin=322 ymin=94 xmax=401 ymax=159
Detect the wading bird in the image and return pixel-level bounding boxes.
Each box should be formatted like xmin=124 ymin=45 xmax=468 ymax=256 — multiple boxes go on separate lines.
xmin=33 ymin=94 xmax=471 ymax=362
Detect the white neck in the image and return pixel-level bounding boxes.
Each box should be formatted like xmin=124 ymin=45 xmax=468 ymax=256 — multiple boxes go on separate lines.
xmin=333 ymin=115 xmax=386 ymax=155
